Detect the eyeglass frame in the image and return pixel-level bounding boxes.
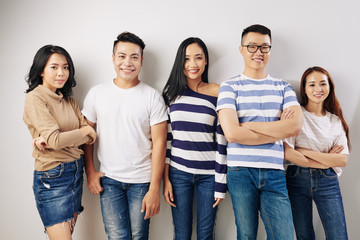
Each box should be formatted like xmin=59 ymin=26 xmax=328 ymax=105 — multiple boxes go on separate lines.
xmin=241 ymin=45 xmax=272 ymax=53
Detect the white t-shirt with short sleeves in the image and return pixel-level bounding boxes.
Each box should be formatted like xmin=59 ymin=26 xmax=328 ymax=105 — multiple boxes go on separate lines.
xmin=285 ymin=106 xmax=349 ymax=176
xmin=82 ymin=81 xmax=168 ymax=183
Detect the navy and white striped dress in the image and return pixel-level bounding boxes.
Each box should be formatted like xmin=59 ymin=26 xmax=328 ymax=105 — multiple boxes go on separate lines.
xmin=166 ymin=87 xmax=226 ymax=198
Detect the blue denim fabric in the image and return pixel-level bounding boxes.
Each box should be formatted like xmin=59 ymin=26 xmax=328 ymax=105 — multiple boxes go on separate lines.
xmin=169 ymin=166 xmax=217 ymax=240
xmin=100 ymin=176 xmax=150 ymax=240
xmin=286 ymin=166 xmax=348 ymax=240
xmin=227 ymin=167 xmax=294 ymax=240
xmin=33 ymin=157 xmax=84 ymax=228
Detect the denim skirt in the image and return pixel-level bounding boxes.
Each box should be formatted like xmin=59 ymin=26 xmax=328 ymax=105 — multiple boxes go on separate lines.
xmin=33 ymin=157 xmax=84 ymax=228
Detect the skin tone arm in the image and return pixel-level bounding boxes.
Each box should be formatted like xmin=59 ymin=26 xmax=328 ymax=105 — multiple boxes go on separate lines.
xmin=141 ymin=121 xmax=167 ymax=220
xmin=83 ymin=119 xmax=105 ymax=195
xmin=284 ymin=143 xmax=328 ymax=169
xmin=163 ymin=164 xmax=176 ymax=207
xmin=218 ymin=108 xmax=280 ymax=145
xmin=296 ymin=146 xmax=348 ymax=167
xmin=241 ymin=105 xmax=303 ymax=139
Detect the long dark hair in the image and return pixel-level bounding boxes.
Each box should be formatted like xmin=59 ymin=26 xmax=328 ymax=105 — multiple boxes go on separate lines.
xmin=300 ymin=66 xmax=350 ymax=149
xmin=25 ymin=45 xmax=76 ymax=100
xmin=162 ymin=37 xmax=209 ymax=105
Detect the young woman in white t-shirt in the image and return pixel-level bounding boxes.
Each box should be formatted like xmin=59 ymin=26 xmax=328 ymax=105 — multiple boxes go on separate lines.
xmin=283 ymin=66 xmax=350 ymax=240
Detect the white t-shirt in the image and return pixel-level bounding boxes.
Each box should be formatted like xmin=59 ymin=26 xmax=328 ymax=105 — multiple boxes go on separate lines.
xmin=82 ymin=81 xmax=168 ymax=183
xmin=285 ymin=106 xmax=349 ymax=176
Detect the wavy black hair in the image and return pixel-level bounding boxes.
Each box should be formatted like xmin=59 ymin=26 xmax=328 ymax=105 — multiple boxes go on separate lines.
xmin=162 ymin=37 xmax=209 ymax=105
xmin=25 ymin=45 xmax=76 ymax=100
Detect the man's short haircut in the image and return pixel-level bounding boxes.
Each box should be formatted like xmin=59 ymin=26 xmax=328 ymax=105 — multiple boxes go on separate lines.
xmin=113 ymin=31 xmax=146 ymax=55
xmin=241 ymin=24 xmax=272 ymax=43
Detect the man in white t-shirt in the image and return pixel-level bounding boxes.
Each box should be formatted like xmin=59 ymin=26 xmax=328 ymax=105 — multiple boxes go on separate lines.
xmin=82 ymin=32 xmax=168 ymax=240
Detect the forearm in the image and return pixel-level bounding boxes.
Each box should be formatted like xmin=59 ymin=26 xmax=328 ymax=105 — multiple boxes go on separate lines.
xmin=83 ymin=142 xmax=96 ymax=174
xmin=219 ymin=109 xmax=279 ymax=145
xmin=284 ymin=145 xmax=329 ymax=169
xmin=46 ymin=129 xmax=86 ymax=150
xmin=241 ymin=106 xmax=302 ymax=139
xmin=298 ymin=148 xmax=348 ymax=167
xmin=149 ymin=145 xmax=165 ymax=193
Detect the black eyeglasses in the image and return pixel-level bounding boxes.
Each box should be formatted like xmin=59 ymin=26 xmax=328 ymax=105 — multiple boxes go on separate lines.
xmin=242 ymin=45 xmax=271 ymax=53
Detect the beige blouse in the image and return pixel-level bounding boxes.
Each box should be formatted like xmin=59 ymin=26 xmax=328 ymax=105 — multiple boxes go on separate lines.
xmin=23 ymin=85 xmax=90 ymax=171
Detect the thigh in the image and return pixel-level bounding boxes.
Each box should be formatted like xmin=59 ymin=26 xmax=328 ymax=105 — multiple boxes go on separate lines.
xmin=100 ymin=177 xmax=130 ymax=240
xmin=196 ymin=175 xmax=217 ymax=240
xmin=314 ymin=169 xmax=348 ymax=240
xmin=169 ymin=166 xmax=194 ymax=240
xmin=227 ymin=167 xmax=259 ymax=240
xmin=127 ymin=183 xmax=150 ymax=240
xmin=286 ymin=166 xmax=314 ymax=240
xmin=260 ymin=169 xmax=294 ymax=240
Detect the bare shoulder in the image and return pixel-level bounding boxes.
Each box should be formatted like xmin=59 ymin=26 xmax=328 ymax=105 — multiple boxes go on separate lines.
xmin=205 ymin=83 xmax=220 ymax=97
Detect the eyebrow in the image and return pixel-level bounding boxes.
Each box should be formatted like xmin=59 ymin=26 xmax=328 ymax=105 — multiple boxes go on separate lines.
xmin=117 ymin=52 xmax=140 ymax=56
xmin=185 ymin=53 xmax=203 ymax=57
xmin=248 ymin=42 xmax=270 ymax=45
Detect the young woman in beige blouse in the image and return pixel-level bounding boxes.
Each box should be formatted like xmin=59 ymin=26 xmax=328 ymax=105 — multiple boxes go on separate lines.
xmin=23 ymin=45 xmax=96 ymax=240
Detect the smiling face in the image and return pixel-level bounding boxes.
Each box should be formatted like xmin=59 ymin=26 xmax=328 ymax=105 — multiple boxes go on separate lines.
xmin=41 ymin=53 xmax=69 ymax=92
xmin=183 ymin=43 xmax=207 ymax=82
xmin=240 ymin=32 xmax=271 ymax=78
xmin=112 ymin=41 xmax=143 ymax=84
xmin=305 ymin=71 xmax=330 ymax=106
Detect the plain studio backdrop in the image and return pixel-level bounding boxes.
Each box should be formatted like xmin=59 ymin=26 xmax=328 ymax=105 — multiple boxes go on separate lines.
xmin=1 ymin=0 xmax=359 ymax=239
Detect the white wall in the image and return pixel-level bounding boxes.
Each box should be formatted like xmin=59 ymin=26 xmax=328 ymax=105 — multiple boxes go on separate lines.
xmin=1 ymin=0 xmax=359 ymax=239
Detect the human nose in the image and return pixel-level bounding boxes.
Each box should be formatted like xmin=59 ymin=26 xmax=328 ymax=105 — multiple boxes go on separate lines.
xmin=255 ymin=46 xmax=263 ymax=54
xmin=57 ymin=68 xmax=65 ymax=76
xmin=189 ymin=58 xmax=197 ymax=67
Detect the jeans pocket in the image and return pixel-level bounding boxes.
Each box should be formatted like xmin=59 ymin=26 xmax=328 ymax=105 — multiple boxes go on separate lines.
xmin=227 ymin=166 xmax=242 ymax=172
xmin=321 ymin=168 xmax=337 ymax=178
xmin=286 ymin=166 xmax=299 ymax=177
xmin=40 ymin=164 xmax=64 ymax=179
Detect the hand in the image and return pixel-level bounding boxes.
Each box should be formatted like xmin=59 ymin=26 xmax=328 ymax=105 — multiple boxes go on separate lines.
xmin=163 ymin=178 xmax=176 ymax=207
xmin=86 ymin=170 xmax=104 ymax=195
xmin=141 ymin=189 xmax=160 ymax=220
xmin=213 ymin=198 xmax=223 ymax=208
xmin=80 ymin=126 xmax=97 ymax=144
xmin=87 ymin=127 xmax=97 ymax=144
xmin=329 ymin=145 xmax=344 ymax=154
xmin=33 ymin=136 xmax=48 ymax=150
xmin=281 ymin=108 xmax=295 ymax=120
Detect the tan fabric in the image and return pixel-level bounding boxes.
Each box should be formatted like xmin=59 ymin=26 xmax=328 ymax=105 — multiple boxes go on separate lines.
xmin=23 ymin=85 xmax=90 ymax=171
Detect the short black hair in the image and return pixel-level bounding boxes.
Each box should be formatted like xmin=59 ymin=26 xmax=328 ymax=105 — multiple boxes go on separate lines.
xmin=241 ymin=24 xmax=271 ymax=43
xmin=113 ymin=31 xmax=145 ymax=55
xmin=25 ymin=45 xmax=76 ymax=100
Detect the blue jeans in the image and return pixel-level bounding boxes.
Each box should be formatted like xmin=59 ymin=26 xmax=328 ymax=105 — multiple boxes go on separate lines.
xmin=227 ymin=167 xmax=294 ymax=240
xmin=286 ymin=166 xmax=348 ymax=240
xmin=100 ymin=176 xmax=150 ymax=240
xmin=169 ymin=166 xmax=217 ymax=240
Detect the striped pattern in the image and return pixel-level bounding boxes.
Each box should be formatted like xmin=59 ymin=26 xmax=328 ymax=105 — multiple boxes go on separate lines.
xmin=216 ymin=74 xmax=299 ymax=171
xmin=285 ymin=107 xmax=349 ymax=176
xmin=166 ymin=88 xmax=227 ymax=198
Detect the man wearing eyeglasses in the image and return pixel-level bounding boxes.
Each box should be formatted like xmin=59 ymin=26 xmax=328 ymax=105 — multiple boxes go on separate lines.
xmin=216 ymin=24 xmax=302 ymax=239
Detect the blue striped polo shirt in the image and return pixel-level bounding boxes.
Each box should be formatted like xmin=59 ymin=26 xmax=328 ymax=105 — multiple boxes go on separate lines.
xmin=216 ymin=74 xmax=299 ymax=170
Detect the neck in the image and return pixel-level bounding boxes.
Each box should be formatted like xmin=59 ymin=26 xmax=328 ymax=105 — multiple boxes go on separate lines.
xmin=304 ymin=102 xmax=326 ymax=116
xmin=187 ymin=78 xmax=203 ymax=92
xmin=243 ymin=68 xmax=267 ymax=79
xmin=114 ymin=76 xmax=140 ymax=89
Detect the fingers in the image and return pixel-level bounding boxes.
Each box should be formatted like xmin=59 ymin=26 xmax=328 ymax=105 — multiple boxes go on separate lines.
xmin=213 ymin=198 xmax=223 ymax=208
xmin=163 ymin=190 xmax=176 ymax=207
xmin=281 ymin=108 xmax=295 ymax=120
xmin=87 ymin=172 xmax=104 ymax=195
xmin=329 ymin=145 xmax=344 ymax=154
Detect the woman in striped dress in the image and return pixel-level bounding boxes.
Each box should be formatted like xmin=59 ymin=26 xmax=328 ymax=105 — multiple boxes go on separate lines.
xmin=162 ymin=37 xmax=225 ymax=240
xmin=283 ymin=66 xmax=350 ymax=240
